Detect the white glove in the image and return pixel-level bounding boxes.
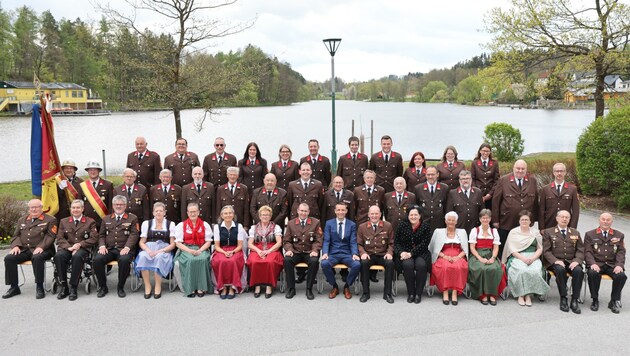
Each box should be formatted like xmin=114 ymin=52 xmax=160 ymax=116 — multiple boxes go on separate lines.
xmin=58 ymin=179 xmax=68 ymax=190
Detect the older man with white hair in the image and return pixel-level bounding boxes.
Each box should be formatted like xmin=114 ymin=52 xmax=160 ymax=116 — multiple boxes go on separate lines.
xmin=149 ymin=169 xmax=182 ymax=224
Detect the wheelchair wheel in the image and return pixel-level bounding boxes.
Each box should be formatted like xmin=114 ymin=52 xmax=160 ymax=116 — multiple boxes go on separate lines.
xmin=52 ymin=280 xmax=59 ymax=294
xmin=85 ymin=279 xmax=91 ymax=294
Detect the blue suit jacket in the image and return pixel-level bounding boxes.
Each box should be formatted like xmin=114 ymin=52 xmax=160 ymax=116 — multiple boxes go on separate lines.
xmin=323 ymin=218 xmax=358 ymax=256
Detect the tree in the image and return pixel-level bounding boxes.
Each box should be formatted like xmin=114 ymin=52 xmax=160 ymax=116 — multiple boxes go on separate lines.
xmin=420 ymin=81 xmax=448 ymax=102
xmin=453 ymin=76 xmax=482 ymax=104
xmin=485 ymin=0 xmax=630 ymax=119
xmin=483 ymin=123 xmax=525 ymax=161
xmin=11 ymin=6 xmax=39 ymax=80
xmin=0 ymin=6 xmax=13 ymax=78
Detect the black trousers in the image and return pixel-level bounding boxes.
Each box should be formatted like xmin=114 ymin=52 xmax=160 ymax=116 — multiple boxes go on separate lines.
xmin=284 ymin=253 xmax=318 ymax=290
xmin=497 ymin=228 xmax=510 ymax=258
xmin=360 ymin=255 xmax=394 ymax=296
xmin=550 ymin=263 xmax=584 ymax=299
xmin=587 ymin=264 xmax=627 ymax=301
xmin=401 ymin=256 xmax=429 ymax=297
xmin=93 ymin=248 xmax=134 ymax=289
xmin=54 ymin=248 xmax=89 ymax=287
xmin=4 ymin=249 xmax=54 ymax=286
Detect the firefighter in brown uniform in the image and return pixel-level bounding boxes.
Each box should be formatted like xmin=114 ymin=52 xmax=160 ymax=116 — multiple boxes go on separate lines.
xmin=126 ymin=136 xmax=162 ymax=188
xmin=55 ymin=159 xmax=84 ymax=221
xmin=81 ymin=161 xmax=114 ymax=230
xmin=215 ymin=166 xmax=251 ymax=229
xmin=114 ymin=168 xmax=150 ymax=224
xmin=436 ymin=145 xmax=466 ymax=190
xmin=149 ymin=169 xmax=183 ymax=224
xmin=336 ymin=136 xmax=368 ymax=190
xmin=414 ymin=166 xmax=450 ymax=234
xmin=202 ymin=137 xmax=238 ymax=188
xmin=542 ymin=210 xmax=584 ymax=314
xmin=283 ymin=203 xmax=322 ymax=300
xmin=357 ymin=206 xmax=395 ymax=303
xmin=250 ymin=173 xmax=288 ymax=228
xmin=369 ymin=135 xmax=403 ymax=193
xmin=94 ymin=195 xmax=140 ymax=298
xmin=470 ymin=143 xmax=500 ymax=210
xmin=181 ymin=166 xmax=215 ymax=223
xmin=3 ymin=199 xmax=57 ymax=299
xmin=353 ymin=170 xmax=385 ymax=224
xmin=269 ymin=144 xmax=299 ymax=191
xmin=164 ymin=137 xmax=200 ymax=188
xmin=384 ymin=177 xmax=416 ymax=233
xmin=287 ymin=161 xmax=325 ymax=220
xmin=584 ymin=212 xmax=626 ymax=314
xmin=492 ymin=159 xmax=539 ymax=257
xmin=299 ymin=139 xmax=332 ymax=189
xmin=238 ymin=142 xmax=269 ymax=191
xmin=446 ymin=170 xmax=483 ymax=233
xmin=538 ymin=162 xmax=580 ymax=230
xmin=323 ymin=176 xmax=355 ymax=222
xmin=54 ymin=199 xmax=98 ymax=301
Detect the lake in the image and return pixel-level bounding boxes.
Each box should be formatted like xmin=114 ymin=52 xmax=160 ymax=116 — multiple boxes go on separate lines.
xmin=0 ymin=100 xmax=595 ymax=182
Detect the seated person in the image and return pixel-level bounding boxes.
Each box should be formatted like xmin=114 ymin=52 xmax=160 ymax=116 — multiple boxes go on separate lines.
xmin=211 ymin=205 xmax=247 ymax=299
xmin=246 ymin=205 xmax=284 ymax=298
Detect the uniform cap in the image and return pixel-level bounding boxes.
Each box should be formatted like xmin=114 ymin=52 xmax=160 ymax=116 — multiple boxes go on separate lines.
xmin=84 ymin=160 xmax=102 ymax=171
xmin=61 ymin=159 xmax=78 ymax=170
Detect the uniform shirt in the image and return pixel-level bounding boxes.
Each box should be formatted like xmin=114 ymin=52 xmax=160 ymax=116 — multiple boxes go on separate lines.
xmin=11 ymin=214 xmax=57 ymax=252
xmin=98 ymin=213 xmax=140 ymax=250
xmin=126 ymin=150 xmax=162 ymax=188
xmin=164 ymin=151 xmax=200 ymax=187
xmin=56 ymin=215 xmax=98 ymax=250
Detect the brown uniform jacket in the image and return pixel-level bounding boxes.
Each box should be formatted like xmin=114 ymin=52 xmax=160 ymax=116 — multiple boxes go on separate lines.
xmin=114 ymin=183 xmax=150 ymax=224
xmin=470 ymin=159 xmax=500 ymax=197
xmin=322 ymin=189 xmax=355 ymax=222
xmin=337 ymin=152 xmax=368 ymax=190
xmin=384 ymin=190 xmax=416 ymax=233
xmin=55 ymin=176 xmax=84 ymax=221
xmin=126 ymin=150 xmax=162 ymax=188
xmin=238 ymin=158 xmax=269 ymax=191
xmin=250 ymin=187 xmax=288 ymax=228
xmin=98 ymin=213 xmax=140 ymax=250
xmin=584 ymin=228 xmax=625 ymax=269
xmin=82 ymin=178 xmax=114 ymax=229
xmin=181 ymin=182 xmax=215 ymax=224
xmin=538 ymin=182 xmax=580 ymax=230
xmin=11 ymin=214 xmax=57 ymax=252
xmin=436 ymin=161 xmax=465 ymax=190
xmin=369 ymin=151 xmax=403 ymax=193
xmin=56 ymin=215 xmax=98 ymax=250
xmin=403 ymin=167 xmax=426 ymax=191
xmin=357 ymin=220 xmax=394 ymax=256
xmin=269 ymin=160 xmax=299 ymax=191
xmin=414 ymin=182 xmax=450 ymax=232
xmin=283 ymin=217 xmax=322 ymax=254
xmin=202 ymin=152 xmax=237 ymax=188
xmin=492 ymin=174 xmax=539 ymax=231
xmin=446 ymin=187 xmax=483 ymax=232
xmin=300 ymin=155 xmax=332 ymax=189
xmin=215 ymin=182 xmax=250 ymax=228
xmin=353 ymin=185 xmax=385 ymax=224
xmin=164 ymin=151 xmax=200 ymax=187
xmin=542 ymin=226 xmax=584 ymax=269
xmin=287 ymin=179 xmax=325 ymax=220
xmin=149 ymin=184 xmax=183 ymax=224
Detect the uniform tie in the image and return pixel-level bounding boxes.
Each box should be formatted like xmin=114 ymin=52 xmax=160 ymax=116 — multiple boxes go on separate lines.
xmin=301 ymin=220 xmax=306 ymax=228
xmin=116 ymin=216 xmax=121 ymax=223
xmin=251 ymin=159 xmax=255 ymax=166
xmin=312 ymin=158 xmax=316 ymax=166
xmin=603 ymin=231 xmax=608 ymax=238
xmin=561 ymin=229 xmax=566 ymax=238
xmin=74 ymin=220 xmax=79 ymax=226
xmin=336 ymin=191 xmax=341 ymax=202
xmin=303 ymin=182 xmax=308 ymax=191
xmin=127 ymin=186 xmax=132 ymax=198
xmin=138 ymin=153 xmax=143 ymax=160
xmin=483 ymin=160 xmax=487 ymax=168
xmin=230 ymin=185 xmax=235 ymax=195
xmin=464 ymin=190 xmax=469 ymax=199
xmin=92 ymin=181 xmax=97 ymax=189
xmin=352 ymin=154 xmax=356 ymax=162
xmin=397 ymin=194 xmax=402 ymax=204
xmin=338 ymin=222 xmax=343 ymax=239
xmin=164 ymin=187 xmax=168 ymax=194
xmin=430 ymin=185 xmax=434 ymax=196
xmin=517 ymin=179 xmax=523 ymax=189
xmin=557 ymin=185 xmax=561 ymax=195
xmin=268 ymin=191 xmax=272 ymax=199
xmin=218 ymin=155 xmax=223 ymax=164
xmin=384 ymin=154 xmax=389 ymax=164
xmin=449 ymin=162 xmax=453 ymax=169
xmin=373 ymin=224 xmax=377 ymax=232
xmin=367 ymin=187 xmax=372 ymax=196
xmin=283 ymin=161 xmax=287 ymax=168
xmin=197 ymin=184 xmax=201 ymax=194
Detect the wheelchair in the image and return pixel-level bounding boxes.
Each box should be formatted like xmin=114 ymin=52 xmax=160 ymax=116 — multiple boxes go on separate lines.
xmin=51 ymin=249 xmax=95 ymax=295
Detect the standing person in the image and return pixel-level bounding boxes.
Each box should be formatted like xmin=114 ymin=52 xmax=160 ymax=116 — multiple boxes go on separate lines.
xmin=584 ymin=212 xmax=627 ymax=314
xmin=202 ymin=137 xmax=237 ymax=188
xmin=403 ymin=152 xmax=427 ymax=189
xmin=215 ymin=166 xmax=251 ymax=230
xmin=80 ymin=160 xmax=114 ymax=230
xmin=369 ymin=135 xmax=403 ymax=193
xmin=353 ymin=170 xmax=385 ymax=224
xmin=436 ymin=145 xmax=465 ymax=190
xmin=323 ymin=176 xmax=355 ymax=222
xmin=468 ymin=209 xmax=505 ymax=306
xmin=238 ymin=142 xmax=269 ymax=191
xmin=470 ymin=143 xmax=500 ymax=210
xmin=446 ymin=170 xmax=483 ymax=233
xmin=538 ymin=162 xmax=580 ymax=230
xmin=164 ymin=137 xmax=200 ymax=188
xmin=250 ymin=173 xmax=288 ymax=229
xmin=3 ymin=199 xmax=57 ymax=300
xmin=126 ymin=136 xmax=162 ymax=189
xmin=212 ymin=205 xmax=248 ymax=299
xmin=542 ymin=210 xmax=584 ymax=314
xmin=54 ymin=200 xmax=98 ymax=301
xmin=114 ymin=168 xmax=150 ymax=224
xmin=270 ymin=144 xmax=299 ymax=191
xmin=414 ymin=166 xmax=450 ymax=234
xmin=149 ymin=169 xmax=182 ymax=224
xmin=247 ymin=206 xmax=284 ymax=298
xmin=55 ymin=159 xmax=83 ymax=221
xmin=300 ymin=139 xmax=332 ymax=189
xmin=286 ymin=161 xmax=324 ymax=220
xmin=181 ymin=166 xmax=215 ymax=223
xmin=337 ymin=136 xmax=368 ymax=190
xmin=384 ymin=177 xmax=416 ymax=233
xmin=492 ymin=160 xmax=539 ymax=257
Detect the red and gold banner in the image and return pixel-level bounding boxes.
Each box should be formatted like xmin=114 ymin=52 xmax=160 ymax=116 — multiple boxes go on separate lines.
xmin=40 ymin=96 xmax=62 ymax=215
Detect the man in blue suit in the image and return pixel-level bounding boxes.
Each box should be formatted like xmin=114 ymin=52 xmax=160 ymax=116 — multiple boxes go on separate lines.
xmin=321 ymin=202 xmax=361 ymax=299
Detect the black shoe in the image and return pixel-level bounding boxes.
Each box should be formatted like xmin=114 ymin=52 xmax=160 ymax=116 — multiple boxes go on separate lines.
xmin=2 ymin=286 xmax=21 ymax=299
xmin=306 ymin=289 xmax=314 ymax=300
xmin=154 ymin=293 xmax=161 ymax=299
xmin=360 ymin=293 xmax=370 ymax=303
xmin=383 ymin=294 xmax=394 ymax=304
xmin=609 ymin=300 xmax=621 ymax=314
xmin=97 ymin=287 xmax=108 ymax=298
xmin=451 ymin=300 xmax=458 ymax=306
xmin=480 ymin=298 xmax=489 ymax=305
xmin=443 ymin=299 xmax=450 ymax=305
xmin=590 ymin=300 xmax=599 ymax=311
xmin=57 ymin=285 xmax=70 ymax=300
xmin=265 ymin=291 xmax=273 ymax=299
xmin=144 ymin=291 xmax=152 ymax=299
xmin=414 ymin=295 xmax=421 ymax=304
xmin=370 ymin=276 xmax=379 ymax=283
xmin=295 ymin=275 xmax=306 ymax=284
xmin=68 ymin=287 xmax=78 ymax=301
xmin=187 ymin=293 xmax=196 ymax=298
xmin=407 ymin=295 xmax=414 ymax=303
xmin=117 ymin=288 xmax=126 ymax=298
xmin=560 ymin=297 xmax=570 ymax=312
xmin=36 ymin=286 xmax=45 ymax=299
xmin=285 ymin=288 xmax=296 ymax=299
xmin=254 ymin=290 xmax=261 ymax=298
xmin=570 ymin=298 xmax=581 ymax=314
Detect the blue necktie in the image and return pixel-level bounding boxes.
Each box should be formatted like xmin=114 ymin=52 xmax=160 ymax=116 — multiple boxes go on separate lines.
xmin=338 ymin=222 xmax=343 ymax=239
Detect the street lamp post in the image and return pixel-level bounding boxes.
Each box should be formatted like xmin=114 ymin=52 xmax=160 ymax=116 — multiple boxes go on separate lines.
xmin=323 ymin=38 xmax=341 ymax=173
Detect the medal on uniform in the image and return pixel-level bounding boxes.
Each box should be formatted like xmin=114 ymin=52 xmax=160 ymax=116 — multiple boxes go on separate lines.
xmin=366 ymin=240 xmax=370 ymax=245
xmin=124 ymin=230 xmax=129 ymax=235
xmin=84 ymin=232 xmax=89 ymax=240
xmin=309 ymin=232 xmax=314 ymax=242
xmin=551 ymin=237 xmax=556 ymax=249
xmin=382 ymin=239 xmax=385 ymax=245
xmin=293 ymin=237 xmax=298 ymax=242
xmin=594 ymin=243 xmax=598 ymax=251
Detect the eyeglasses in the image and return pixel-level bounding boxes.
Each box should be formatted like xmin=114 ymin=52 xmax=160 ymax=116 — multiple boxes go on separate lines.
xmin=280 ymin=150 xmax=291 ymax=153
xmin=215 ymin=144 xmax=224 ymax=147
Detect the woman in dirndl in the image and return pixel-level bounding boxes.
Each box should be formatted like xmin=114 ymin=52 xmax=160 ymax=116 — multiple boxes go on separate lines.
xmin=246 ymin=205 xmax=284 ymax=298
xmin=212 ymin=205 xmax=247 ymax=299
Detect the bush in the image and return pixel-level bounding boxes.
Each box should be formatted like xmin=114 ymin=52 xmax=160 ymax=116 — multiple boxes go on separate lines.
xmin=483 ymin=122 xmax=525 ymax=161
xmin=576 ymin=106 xmax=630 ymax=210
xmin=0 ymin=195 xmax=26 ymax=242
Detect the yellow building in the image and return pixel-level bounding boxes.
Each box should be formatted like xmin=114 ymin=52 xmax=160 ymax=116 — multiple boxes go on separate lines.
xmin=0 ymin=81 xmax=103 ymax=113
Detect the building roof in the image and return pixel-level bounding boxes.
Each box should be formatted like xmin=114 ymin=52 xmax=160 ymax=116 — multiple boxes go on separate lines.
xmin=0 ymin=81 xmax=86 ymax=90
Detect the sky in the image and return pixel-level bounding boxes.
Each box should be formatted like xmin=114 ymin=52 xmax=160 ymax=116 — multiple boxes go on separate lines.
xmin=3 ymin=0 xmax=508 ymax=82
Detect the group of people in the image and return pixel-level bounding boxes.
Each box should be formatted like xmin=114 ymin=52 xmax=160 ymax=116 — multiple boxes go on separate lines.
xmin=3 ymin=135 xmax=625 ymax=313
